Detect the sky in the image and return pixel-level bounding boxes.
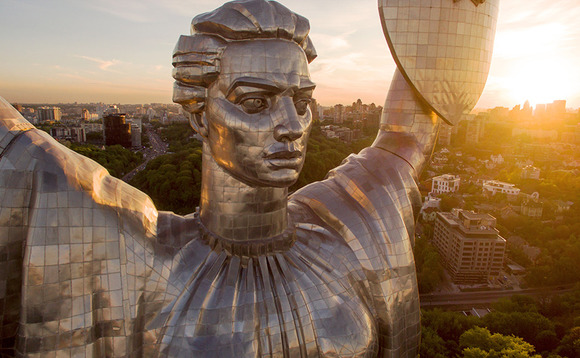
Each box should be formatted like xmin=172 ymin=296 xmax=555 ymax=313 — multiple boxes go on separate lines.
xmin=0 ymin=0 xmax=579 ymax=110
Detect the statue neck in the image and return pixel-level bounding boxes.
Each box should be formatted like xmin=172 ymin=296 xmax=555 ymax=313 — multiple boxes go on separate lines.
xmin=199 ymin=143 xmax=291 ymax=248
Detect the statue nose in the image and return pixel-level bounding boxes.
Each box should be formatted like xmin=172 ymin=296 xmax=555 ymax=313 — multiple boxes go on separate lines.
xmin=273 ymin=98 xmax=303 ymax=142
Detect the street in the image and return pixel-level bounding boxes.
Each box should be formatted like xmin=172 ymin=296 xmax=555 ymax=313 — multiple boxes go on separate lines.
xmin=122 ymin=124 xmax=167 ymax=182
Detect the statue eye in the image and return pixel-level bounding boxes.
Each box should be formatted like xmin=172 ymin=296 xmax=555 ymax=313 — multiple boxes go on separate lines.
xmin=294 ymin=98 xmax=311 ymax=116
xmin=240 ymin=97 xmax=268 ymax=114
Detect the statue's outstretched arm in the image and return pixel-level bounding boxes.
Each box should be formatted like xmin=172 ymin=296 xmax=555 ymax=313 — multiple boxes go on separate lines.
xmin=372 ymin=68 xmax=440 ymax=176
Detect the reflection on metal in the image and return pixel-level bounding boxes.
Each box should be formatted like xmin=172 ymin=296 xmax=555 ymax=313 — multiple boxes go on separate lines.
xmin=379 ymin=0 xmax=499 ymax=125
xmin=0 ymin=0 xmax=499 ymax=357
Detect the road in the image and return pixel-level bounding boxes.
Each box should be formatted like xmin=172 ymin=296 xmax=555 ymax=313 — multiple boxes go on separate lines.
xmin=420 ymin=284 xmax=575 ymax=309
xmin=122 ymin=124 xmax=167 ymax=182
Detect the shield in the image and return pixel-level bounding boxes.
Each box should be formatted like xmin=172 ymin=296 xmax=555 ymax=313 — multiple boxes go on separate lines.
xmin=379 ymin=0 xmax=500 ymax=125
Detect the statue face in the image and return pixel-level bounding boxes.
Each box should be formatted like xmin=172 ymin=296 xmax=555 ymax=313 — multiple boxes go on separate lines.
xmin=205 ymin=39 xmax=315 ymax=187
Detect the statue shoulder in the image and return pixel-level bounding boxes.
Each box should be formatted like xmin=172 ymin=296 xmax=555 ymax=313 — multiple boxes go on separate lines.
xmin=0 ymin=98 xmax=35 ymax=156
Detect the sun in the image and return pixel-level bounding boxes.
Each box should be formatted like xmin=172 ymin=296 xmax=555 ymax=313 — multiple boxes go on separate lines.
xmin=503 ymin=58 xmax=575 ymax=107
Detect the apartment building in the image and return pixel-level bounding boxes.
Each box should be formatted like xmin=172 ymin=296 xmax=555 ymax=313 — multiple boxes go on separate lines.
xmin=432 ymin=210 xmax=506 ymax=284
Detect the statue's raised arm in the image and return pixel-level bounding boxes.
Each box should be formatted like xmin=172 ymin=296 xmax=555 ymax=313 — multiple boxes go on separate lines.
xmin=374 ymin=0 xmax=499 ymax=173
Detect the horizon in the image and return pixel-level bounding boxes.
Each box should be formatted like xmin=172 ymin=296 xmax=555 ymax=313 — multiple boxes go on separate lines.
xmin=1 ymin=0 xmax=579 ymax=109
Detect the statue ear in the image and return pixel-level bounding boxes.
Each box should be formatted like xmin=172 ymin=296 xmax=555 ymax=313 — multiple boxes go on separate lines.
xmin=188 ymin=112 xmax=208 ymax=139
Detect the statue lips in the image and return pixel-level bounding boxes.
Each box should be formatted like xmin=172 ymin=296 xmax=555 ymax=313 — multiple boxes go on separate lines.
xmin=263 ymin=147 xmax=303 ymax=169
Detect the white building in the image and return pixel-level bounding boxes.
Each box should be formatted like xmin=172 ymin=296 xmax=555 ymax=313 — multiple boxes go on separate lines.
xmin=431 ymin=174 xmax=460 ymax=194
xmin=482 ymin=180 xmax=520 ymax=197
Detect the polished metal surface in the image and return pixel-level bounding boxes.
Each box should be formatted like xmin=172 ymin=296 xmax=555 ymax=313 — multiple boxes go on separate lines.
xmin=379 ymin=0 xmax=499 ymax=125
xmin=0 ymin=0 xmax=499 ymax=357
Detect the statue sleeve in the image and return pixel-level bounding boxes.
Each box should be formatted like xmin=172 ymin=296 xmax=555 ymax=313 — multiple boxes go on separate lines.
xmin=290 ymin=146 xmax=422 ymax=356
xmin=0 ymin=98 xmax=169 ymax=356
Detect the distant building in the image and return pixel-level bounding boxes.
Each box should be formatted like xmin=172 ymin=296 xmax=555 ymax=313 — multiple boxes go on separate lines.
xmin=534 ymin=103 xmax=546 ymax=118
xmin=521 ymin=100 xmax=533 ymax=120
xmin=421 ymin=207 xmax=439 ymax=222
xmin=147 ymin=108 xmax=157 ymax=121
xmin=555 ymin=200 xmax=573 ymax=213
xmin=512 ymin=128 xmax=558 ymax=141
xmin=431 ymin=174 xmax=460 ymax=194
xmin=438 ymin=125 xmax=452 ymax=146
xmin=104 ymin=105 xmax=121 ymax=116
xmin=131 ymin=124 xmax=142 ymax=148
xmin=482 ymin=180 xmax=520 ymax=197
xmin=103 ymin=113 xmax=132 ymax=148
xmin=547 ymin=100 xmax=566 ymax=118
xmin=37 ymin=106 xmax=62 ymax=122
xmin=433 ymin=210 xmax=506 ymax=284
xmin=50 ymin=126 xmax=86 ymax=143
xmin=521 ymin=165 xmax=540 ymax=180
xmin=320 ymin=125 xmax=360 ymax=143
xmin=521 ymin=198 xmax=543 ymax=219
xmin=11 ymin=103 xmax=23 ymax=113
xmin=81 ymin=108 xmax=90 ymax=121
xmin=465 ymin=115 xmax=482 ymax=144
xmin=20 ymin=107 xmax=35 ymax=123
xmin=490 ymin=154 xmax=504 ymax=164
xmin=422 ymin=193 xmax=442 ymax=210
xmin=82 ymin=122 xmax=103 ymax=133
xmin=333 ymin=104 xmax=345 ymax=124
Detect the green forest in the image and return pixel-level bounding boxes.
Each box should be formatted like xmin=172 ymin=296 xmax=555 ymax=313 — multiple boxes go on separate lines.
xmin=421 ymin=292 xmax=580 ymax=357
xmin=68 ymin=142 xmax=143 ymax=178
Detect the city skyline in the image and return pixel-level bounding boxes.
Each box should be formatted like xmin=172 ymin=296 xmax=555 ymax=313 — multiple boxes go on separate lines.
xmin=1 ymin=0 xmax=579 ymax=109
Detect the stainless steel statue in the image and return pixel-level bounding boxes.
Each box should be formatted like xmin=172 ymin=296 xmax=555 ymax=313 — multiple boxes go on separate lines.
xmin=0 ymin=0 xmax=499 ymax=357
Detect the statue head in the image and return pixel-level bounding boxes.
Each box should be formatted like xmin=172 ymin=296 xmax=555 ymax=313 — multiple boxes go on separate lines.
xmin=172 ymin=0 xmax=317 ymax=188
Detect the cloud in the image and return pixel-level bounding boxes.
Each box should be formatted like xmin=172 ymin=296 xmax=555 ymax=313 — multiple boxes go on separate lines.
xmin=76 ymin=0 xmax=222 ymax=23
xmin=75 ymin=55 xmax=124 ymax=72
xmin=310 ymin=33 xmax=351 ymax=51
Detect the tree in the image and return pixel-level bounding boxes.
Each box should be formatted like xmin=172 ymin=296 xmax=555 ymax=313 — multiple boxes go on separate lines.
xmin=421 ymin=309 xmax=479 ymax=356
xmin=440 ymin=194 xmax=461 ymax=212
xmin=460 ymin=326 xmax=541 ymax=358
xmin=420 ymin=326 xmax=448 ymax=358
xmin=414 ymin=235 xmax=445 ymax=293
xmin=130 ymin=146 xmax=203 ymax=214
xmin=556 ymin=327 xmax=580 ymax=357
xmin=482 ymin=311 xmax=554 ymax=349
xmin=68 ymin=143 xmax=143 ymax=178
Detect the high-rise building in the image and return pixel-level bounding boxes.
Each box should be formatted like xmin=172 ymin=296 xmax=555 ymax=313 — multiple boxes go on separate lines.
xmin=522 ymin=100 xmax=532 ymax=120
xmin=103 ymin=113 xmax=132 ymax=148
xmin=432 ymin=210 xmax=506 ymax=284
xmin=81 ymin=108 xmax=90 ymax=121
xmin=131 ymin=124 xmax=142 ymax=148
xmin=465 ymin=115 xmax=482 ymax=144
xmin=37 ymin=106 xmax=62 ymax=122
xmin=534 ymin=103 xmax=546 ymax=118
xmin=547 ymin=100 xmax=566 ymax=118
xmin=438 ymin=125 xmax=452 ymax=146
xmin=333 ymin=104 xmax=345 ymax=124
